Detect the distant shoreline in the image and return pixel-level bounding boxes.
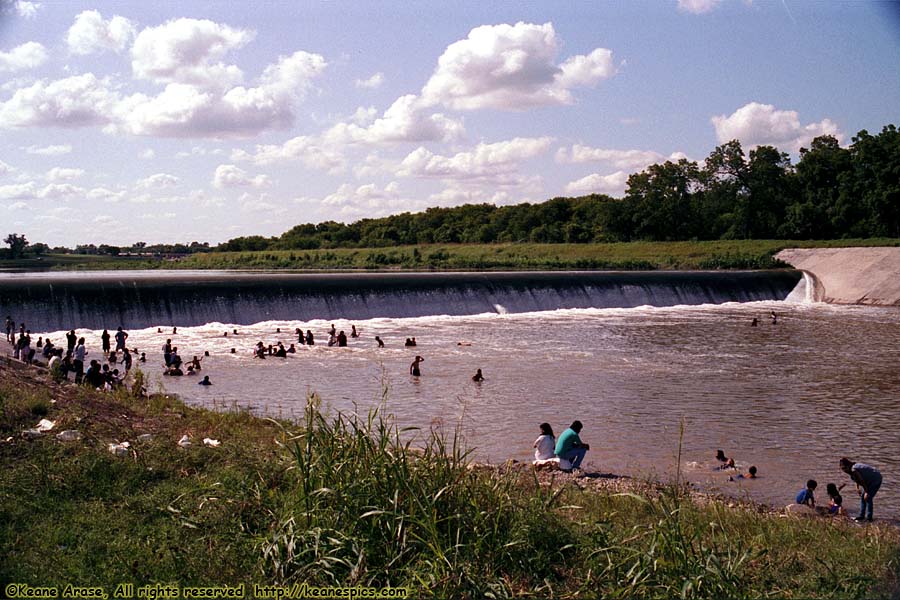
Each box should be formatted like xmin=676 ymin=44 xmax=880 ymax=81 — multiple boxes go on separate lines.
xmin=2 ymin=238 xmax=898 ymax=272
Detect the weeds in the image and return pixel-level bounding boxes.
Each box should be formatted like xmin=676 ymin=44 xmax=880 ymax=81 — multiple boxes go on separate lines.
xmin=1 ymin=368 xmax=898 ymax=598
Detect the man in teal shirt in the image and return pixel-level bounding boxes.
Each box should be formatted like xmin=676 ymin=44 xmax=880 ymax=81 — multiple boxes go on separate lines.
xmin=555 ymin=420 xmax=589 ymax=471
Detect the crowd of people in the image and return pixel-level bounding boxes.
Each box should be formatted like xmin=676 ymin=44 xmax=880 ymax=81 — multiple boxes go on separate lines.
xmin=5 ymin=316 xmax=488 ymax=392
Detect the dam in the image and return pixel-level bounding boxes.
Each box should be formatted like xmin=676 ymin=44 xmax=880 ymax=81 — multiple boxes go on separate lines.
xmin=0 ymin=270 xmax=802 ymax=331
xmin=776 ymin=247 xmax=900 ymax=305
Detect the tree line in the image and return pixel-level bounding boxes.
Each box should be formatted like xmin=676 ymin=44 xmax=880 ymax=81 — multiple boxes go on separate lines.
xmin=5 ymin=124 xmax=897 ymax=258
xmin=220 ymin=124 xmax=899 ymax=251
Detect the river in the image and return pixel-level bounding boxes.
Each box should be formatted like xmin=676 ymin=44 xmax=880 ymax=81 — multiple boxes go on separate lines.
xmin=5 ymin=270 xmax=898 ymax=521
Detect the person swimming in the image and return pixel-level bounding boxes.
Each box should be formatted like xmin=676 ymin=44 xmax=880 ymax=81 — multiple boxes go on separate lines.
xmin=198 ymin=375 xmax=212 ymax=386
xmin=730 ymin=465 xmax=758 ymax=481
xmin=472 ymin=368 xmax=484 ymax=382
xmin=716 ymin=449 xmax=736 ymax=469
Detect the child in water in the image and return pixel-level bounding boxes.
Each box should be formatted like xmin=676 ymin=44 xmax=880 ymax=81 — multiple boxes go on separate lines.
xmin=716 ymin=449 xmax=736 ymax=470
xmin=729 ymin=466 xmax=757 ymax=481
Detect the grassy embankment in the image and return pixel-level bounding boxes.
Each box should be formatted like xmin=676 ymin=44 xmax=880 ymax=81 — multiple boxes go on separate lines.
xmin=1 ymin=363 xmax=898 ymax=598
xmin=4 ymin=238 xmax=899 ymax=271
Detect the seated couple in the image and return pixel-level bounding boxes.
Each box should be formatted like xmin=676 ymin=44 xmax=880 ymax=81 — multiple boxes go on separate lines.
xmin=533 ymin=421 xmax=590 ymax=472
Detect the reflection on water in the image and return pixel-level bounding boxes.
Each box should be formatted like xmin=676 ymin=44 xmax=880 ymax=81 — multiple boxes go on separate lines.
xmin=39 ymin=300 xmax=900 ymax=520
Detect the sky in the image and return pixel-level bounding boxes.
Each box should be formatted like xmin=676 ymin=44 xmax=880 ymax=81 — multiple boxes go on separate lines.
xmin=0 ymin=0 xmax=898 ymax=247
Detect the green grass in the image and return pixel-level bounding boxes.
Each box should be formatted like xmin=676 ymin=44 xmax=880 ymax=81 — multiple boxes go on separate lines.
xmin=1 ymin=366 xmax=898 ymax=598
xmin=2 ymin=239 xmax=898 ymax=272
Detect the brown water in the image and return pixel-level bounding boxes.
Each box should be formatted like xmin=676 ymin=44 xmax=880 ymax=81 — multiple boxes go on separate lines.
xmin=39 ymin=299 xmax=900 ymax=521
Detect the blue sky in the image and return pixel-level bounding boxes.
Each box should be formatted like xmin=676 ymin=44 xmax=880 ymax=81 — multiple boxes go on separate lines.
xmin=0 ymin=0 xmax=898 ymax=247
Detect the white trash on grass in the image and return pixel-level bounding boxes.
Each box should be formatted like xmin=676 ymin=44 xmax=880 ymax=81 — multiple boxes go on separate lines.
xmin=56 ymin=430 xmax=82 ymax=442
xmin=202 ymin=438 xmax=220 ymax=447
xmin=108 ymin=441 xmax=131 ymax=458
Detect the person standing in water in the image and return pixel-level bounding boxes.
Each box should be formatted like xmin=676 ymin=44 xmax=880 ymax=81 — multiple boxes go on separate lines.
xmin=350 ymin=325 xmax=359 ymax=338
xmin=101 ymin=329 xmax=111 ymax=354
xmin=375 ymin=336 xmax=384 ymax=348
xmin=472 ymin=368 xmax=484 ymax=382
xmin=410 ymin=355 xmax=424 ymax=376
xmin=115 ymin=327 xmax=129 ymax=352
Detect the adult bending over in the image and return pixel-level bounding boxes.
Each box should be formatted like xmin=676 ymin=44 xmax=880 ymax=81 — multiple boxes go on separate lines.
xmin=840 ymin=457 xmax=883 ymax=522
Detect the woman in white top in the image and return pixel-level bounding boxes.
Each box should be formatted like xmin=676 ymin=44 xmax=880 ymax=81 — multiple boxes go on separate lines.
xmin=533 ymin=422 xmax=556 ymax=461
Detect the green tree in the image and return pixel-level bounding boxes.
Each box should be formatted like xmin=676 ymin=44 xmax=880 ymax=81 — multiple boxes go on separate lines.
xmin=624 ymin=159 xmax=702 ymax=240
xmin=788 ymin=135 xmax=852 ymax=238
xmin=4 ymin=233 xmax=28 ymax=258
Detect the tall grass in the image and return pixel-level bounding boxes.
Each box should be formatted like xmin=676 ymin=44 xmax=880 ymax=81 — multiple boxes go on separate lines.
xmin=1 ymin=369 xmax=898 ymax=598
xmin=260 ymin=394 xmax=573 ymax=596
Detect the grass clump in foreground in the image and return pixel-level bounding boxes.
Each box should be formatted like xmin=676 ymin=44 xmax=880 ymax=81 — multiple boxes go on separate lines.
xmin=1 ymin=366 xmax=898 ymax=598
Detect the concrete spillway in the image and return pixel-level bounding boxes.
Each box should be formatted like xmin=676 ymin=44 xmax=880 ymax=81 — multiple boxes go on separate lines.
xmin=776 ymin=247 xmax=900 ymax=305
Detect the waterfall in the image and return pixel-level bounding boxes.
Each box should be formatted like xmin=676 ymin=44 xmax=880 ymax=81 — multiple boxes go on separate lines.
xmin=0 ymin=270 xmax=803 ymax=331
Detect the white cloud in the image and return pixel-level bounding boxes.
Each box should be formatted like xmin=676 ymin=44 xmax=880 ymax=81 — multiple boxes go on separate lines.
xmin=1 ymin=181 xmax=86 ymax=201
xmin=8 ymin=201 xmax=28 ymax=211
xmin=136 ymin=173 xmax=180 ymax=189
xmin=564 ymin=171 xmax=629 ymax=195
xmin=400 ymin=137 xmax=553 ymax=184
xmin=0 ymin=42 xmax=48 ymax=73
xmin=295 ymin=181 xmax=418 ymax=220
xmin=131 ymin=18 xmax=253 ymax=87
xmin=67 ymin=10 xmax=136 ymax=55
xmin=46 ymin=167 xmax=84 ymax=182
xmin=0 ymin=159 xmax=14 ymax=175
xmin=0 ymin=73 xmax=118 ymax=129
xmin=0 ymin=182 xmax=36 ymax=199
xmin=212 ymin=164 xmax=270 ymax=189
xmin=556 ymin=145 xmax=688 ymax=171
xmin=711 ymin=102 xmax=842 ymax=152
xmin=118 ymin=50 xmax=326 ymax=138
xmin=325 ymin=94 xmax=464 ymax=145
xmin=26 ymin=144 xmax=72 ymax=156
xmin=355 ymin=72 xmax=385 ymax=89
xmin=427 ymin=186 xmax=517 ymax=207
xmin=87 ymin=187 xmax=126 ymax=202
xmin=93 ymin=214 xmax=115 ymax=224
xmin=37 ymin=183 xmax=85 ymax=199
xmin=420 ymin=22 xmax=615 ymax=110
xmin=4 ymin=1 xmax=41 ymax=19
xmin=175 ymin=146 xmax=223 ymax=158
xmin=139 ymin=148 xmax=155 ymax=159
xmin=232 ymin=135 xmax=346 ymax=174
xmin=677 ymin=0 xmax=722 ymax=14
xmin=556 ymin=48 xmax=616 ymax=88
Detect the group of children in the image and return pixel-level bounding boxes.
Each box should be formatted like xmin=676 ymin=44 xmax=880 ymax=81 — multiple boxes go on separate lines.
xmin=717 ymin=449 xmax=757 ymax=480
xmin=718 ymin=447 xmax=884 ymax=521
xmin=795 ymin=479 xmax=846 ymax=515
